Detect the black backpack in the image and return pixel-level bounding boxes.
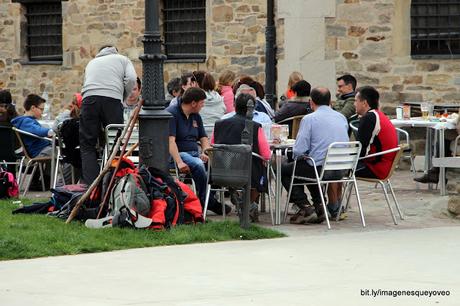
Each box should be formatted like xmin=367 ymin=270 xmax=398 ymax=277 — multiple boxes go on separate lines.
xmin=59 ymin=119 xmax=81 ymax=168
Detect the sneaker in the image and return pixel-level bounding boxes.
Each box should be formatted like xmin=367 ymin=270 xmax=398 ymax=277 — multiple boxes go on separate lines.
xmin=85 ymin=216 xmax=113 ymax=228
xmin=249 ymin=202 xmax=259 ymax=223
xmin=329 ymin=206 xmax=347 ymax=221
xmin=289 ymin=205 xmax=316 ymax=224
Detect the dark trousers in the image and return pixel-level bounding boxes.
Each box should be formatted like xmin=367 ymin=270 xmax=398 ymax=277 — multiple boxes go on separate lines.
xmin=79 ymin=96 xmax=123 ymax=184
xmin=281 ymin=159 xmax=322 ymax=208
xmin=355 ymin=161 xmax=378 ymax=179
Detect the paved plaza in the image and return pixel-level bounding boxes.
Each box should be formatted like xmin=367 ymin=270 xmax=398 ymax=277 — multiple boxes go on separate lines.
xmin=1 ymin=169 xmax=459 ymax=305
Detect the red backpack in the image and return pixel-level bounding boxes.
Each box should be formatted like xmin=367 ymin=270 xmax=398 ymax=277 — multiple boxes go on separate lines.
xmin=0 ymin=168 xmax=19 ymax=199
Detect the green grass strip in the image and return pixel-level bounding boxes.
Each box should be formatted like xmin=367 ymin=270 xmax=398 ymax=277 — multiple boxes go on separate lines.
xmin=0 ymin=198 xmax=285 ymax=260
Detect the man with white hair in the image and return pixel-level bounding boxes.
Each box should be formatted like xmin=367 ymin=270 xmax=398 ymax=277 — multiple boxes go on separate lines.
xmin=221 ymin=84 xmax=272 ymax=126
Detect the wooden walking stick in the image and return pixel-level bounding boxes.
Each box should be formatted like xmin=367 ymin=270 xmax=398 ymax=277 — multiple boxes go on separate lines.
xmin=65 ymin=100 xmax=144 ymax=224
xmin=95 ymin=100 xmax=143 ymax=218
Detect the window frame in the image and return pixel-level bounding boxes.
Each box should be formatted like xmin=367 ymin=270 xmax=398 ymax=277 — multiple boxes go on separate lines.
xmin=411 ymin=1 xmax=460 ymax=59
xmin=14 ymin=0 xmax=64 ymax=65
xmin=162 ymin=0 xmax=206 ymax=63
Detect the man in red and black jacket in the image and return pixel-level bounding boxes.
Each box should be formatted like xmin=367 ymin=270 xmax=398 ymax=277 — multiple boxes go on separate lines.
xmin=354 ymin=86 xmax=398 ymax=179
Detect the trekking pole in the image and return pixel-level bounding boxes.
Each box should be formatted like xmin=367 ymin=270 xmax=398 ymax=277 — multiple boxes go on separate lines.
xmin=96 ymin=99 xmax=144 ymax=219
xmin=65 ymin=100 xmax=144 ymax=224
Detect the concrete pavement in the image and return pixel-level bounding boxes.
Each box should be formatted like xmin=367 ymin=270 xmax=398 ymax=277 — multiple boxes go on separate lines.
xmin=1 ymin=169 xmax=459 ymax=305
xmin=0 ymin=226 xmax=459 ymax=306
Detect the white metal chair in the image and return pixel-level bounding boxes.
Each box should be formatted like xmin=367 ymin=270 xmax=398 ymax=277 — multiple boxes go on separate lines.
xmin=285 ymin=141 xmax=364 ymax=229
xmin=102 ymin=124 xmax=139 ymax=169
xmin=355 ymin=146 xmax=404 ymax=225
xmin=12 ymin=127 xmax=56 ymax=196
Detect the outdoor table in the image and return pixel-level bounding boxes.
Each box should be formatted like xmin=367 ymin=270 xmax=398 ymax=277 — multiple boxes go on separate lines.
xmin=38 ymin=119 xmax=54 ymax=129
xmin=391 ymin=117 xmax=457 ymax=196
xmin=270 ymin=140 xmax=294 ymax=225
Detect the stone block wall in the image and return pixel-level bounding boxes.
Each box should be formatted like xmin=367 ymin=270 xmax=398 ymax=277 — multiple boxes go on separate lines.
xmin=327 ymin=0 xmax=460 ymax=107
xmin=0 ymin=0 xmax=268 ymax=115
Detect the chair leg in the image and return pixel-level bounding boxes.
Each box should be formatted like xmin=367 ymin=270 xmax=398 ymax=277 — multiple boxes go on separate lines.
xmin=203 ymin=184 xmax=212 ymax=220
xmin=16 ymin=157 xmax=25 ymax=187
xmin=317 ymin=181 xmax=331 ymax=230
xmin=353 ymin=179 xmax=366 ymax=227
xmin=380 ymin=181 xmax=398 ymax=225
xmin=71 ymin=166 xmax=76 ymax=184
xmin=220 ymin=190 xmax=225 ymax=219
xmin=336 ymin=181 xmax=350 ymax=221
xmin=387 ymin=180 xmax=404 ymax=220
xmin=53 ymin=157 xmax=60 ymax=188
xmin=283 ymin=173 xmax=296 ymax=223
xmin=23 ymin=163 xmax=37 ymax=197
xmin=19 ymin=161 xmax=31 ymax=192
xmin=410 ymin=154 xmax=419 ymax=191
xmin=344 ymin=181 xmax=354 ymax=211
xmin=38 ymin=163 xmax=46 ymax=192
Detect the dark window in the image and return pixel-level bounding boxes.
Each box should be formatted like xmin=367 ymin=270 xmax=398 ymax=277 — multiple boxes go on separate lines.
xmin=411 ymin=0 xmax=460 ymax=58
xmin=163 ymin=0 xmax=206 ymax=61
xmin=24 ymin=2 xmax=63 ymax=62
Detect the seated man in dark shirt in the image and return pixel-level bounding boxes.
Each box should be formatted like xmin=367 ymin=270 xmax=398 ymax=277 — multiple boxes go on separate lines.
xmin=274 ymin=80 xmax=312 ymax=123
xmin=166 ymin=87 xmax=230 ymax=215
xmin=212 ymin=93 xmax=271 ymax=222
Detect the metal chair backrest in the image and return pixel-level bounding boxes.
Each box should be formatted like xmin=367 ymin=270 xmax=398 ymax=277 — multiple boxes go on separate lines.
xmin=319 ymin=141 xmax=361 ymax=180
xmin=0 ymin=126 xmax=19 ymax=162
xmin=104 ymin=124 xmax=139 ymax=165
xmin=12 ymin=127 xmax=40 ymax=160
xmin=349 ymin=119 xmax=359 ymax=139
xmin=207 ymin=144 xmax=252 ymax=188
xmin=277 ymin=115 xmax=305 ymax=139
xmin=380 ymin=146 xmax=403 ymax=181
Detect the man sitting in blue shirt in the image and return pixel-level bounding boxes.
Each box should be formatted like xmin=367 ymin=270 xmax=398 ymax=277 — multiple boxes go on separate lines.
xmin=281 ymin=87 xmax=349 ymax=224
xmin=12 ymin=94 xmax=55 ymax=158
xmin=166 ymin=87 xmax=231 ymax=215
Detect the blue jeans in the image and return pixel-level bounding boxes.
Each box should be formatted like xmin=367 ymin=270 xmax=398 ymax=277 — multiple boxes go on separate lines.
xmin=179 ymin=151 xmax=207 ymax=205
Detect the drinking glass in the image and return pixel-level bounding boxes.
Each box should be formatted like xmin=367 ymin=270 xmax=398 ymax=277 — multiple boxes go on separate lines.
xmin=420 ymin=103 xmax=429 ymax=120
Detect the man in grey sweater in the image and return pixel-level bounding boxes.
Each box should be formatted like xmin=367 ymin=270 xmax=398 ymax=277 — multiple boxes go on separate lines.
xmin=79 ymin=45 xmax=137 ymax=184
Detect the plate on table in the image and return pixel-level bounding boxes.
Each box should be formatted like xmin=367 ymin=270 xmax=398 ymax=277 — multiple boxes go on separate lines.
xmin=283 ymin=139 xmax=296 ymax=145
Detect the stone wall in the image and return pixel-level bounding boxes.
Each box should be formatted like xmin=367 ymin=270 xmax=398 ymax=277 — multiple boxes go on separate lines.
xmin=327 ymin=0 xmax=460 ymax=109
xmin=0 ymin=0 xmax=268 ymax=115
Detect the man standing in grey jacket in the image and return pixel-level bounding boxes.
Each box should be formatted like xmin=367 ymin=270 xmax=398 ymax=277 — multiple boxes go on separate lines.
xmin=79 ymin=45 xmax=137 ymax=184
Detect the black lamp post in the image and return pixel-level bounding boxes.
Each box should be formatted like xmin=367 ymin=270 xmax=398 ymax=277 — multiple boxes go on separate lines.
xmin=139 ymin=0 xmax=172 ymax=173
xmin=265 ymin=0 xmax=277 ymax=110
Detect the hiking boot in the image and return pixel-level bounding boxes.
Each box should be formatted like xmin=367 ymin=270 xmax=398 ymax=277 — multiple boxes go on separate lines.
xmin=309 ymin=203 xmax=331 ymax=224
xmin=289 ymin=205 xmax=316 ymax=224
xmin=230 ymin=190 xmax=243 ymax=207
xmin=249 ymin=202 xmax=259 ymax=223
xmin=208 ymin=201 xmax=232 ymax=216
xmin=414 ymin=169 xmax=439 ymax=184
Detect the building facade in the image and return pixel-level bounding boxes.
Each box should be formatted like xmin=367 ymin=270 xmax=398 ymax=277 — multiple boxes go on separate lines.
xmin=0 ymin=0 xmax=459 ymax=114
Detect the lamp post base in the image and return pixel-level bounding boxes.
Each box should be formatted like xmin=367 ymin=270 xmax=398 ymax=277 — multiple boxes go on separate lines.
xmin=138 ymin=107 xmax=171 ymax=173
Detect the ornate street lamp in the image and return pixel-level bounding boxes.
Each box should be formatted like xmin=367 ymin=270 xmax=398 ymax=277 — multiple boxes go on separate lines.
xmin=139 ymin=0 xmax=172 ymax=173
xmin=265 ymin=0 xmax=277 ymax=109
